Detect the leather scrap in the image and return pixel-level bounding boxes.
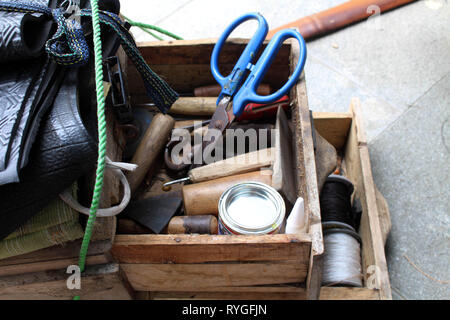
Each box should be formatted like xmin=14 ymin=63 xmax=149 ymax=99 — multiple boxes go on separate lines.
xmin=315 ymin=129 xmax=338 ymax=193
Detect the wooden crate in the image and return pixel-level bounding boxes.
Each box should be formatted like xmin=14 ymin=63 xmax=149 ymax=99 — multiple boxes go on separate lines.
xmin=112 ymin=39 xmax=392 ymax=300
xmin=111 ymin=39 xmax=324 ymax=299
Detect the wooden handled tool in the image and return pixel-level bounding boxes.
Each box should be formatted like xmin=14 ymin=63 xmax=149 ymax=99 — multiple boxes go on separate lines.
xmin=194 ymin=84 xmax=271 ymax=97
xmin=169 ymin=97 xmax=217 ymax=116
xmin=182 ymin=170 xmax=273 ymax=216
xmin=164 ymin=148 xmax=275 ymax=186
xmin=142 ymin=95 xmax=287 ymax=119
xmin=268 ymin=0 xmax=416 ymax=40
xmin=167 ymin=215 xmax=218 ymax=234
xmin=127 ymin=113 xmax=175 ymax=194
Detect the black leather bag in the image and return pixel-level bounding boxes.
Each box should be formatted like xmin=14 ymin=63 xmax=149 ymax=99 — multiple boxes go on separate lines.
xmin=0 ymin=0 xmax=121 ymax=240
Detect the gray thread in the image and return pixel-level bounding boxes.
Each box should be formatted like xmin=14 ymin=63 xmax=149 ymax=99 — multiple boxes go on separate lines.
xmin=322 ymin=232 xmax=363 ymax=287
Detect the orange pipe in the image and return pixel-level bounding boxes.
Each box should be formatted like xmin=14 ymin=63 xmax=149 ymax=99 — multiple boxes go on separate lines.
xmin=267 ymin=0 xmax=417 ymax=40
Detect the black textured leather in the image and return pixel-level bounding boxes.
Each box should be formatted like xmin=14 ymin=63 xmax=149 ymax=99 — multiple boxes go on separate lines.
xmin=0 ymin=68 xmax=98 ymax=240
xmin=0 ymin=57 xmax=66 ymax=185
xmin=0 ymin=0 xmax=53 ymax=63
xmin=0 ymin=0 xmax=61 ymax=184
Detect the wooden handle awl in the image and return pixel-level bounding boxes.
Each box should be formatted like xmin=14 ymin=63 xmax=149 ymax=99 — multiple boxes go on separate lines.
xmin=189 ymin=148 xmax=275 ymax=183
xmin=167 ymin=215 xmax=218 ymax=234
xmin=169 ymin=97 xmax=217 ymax=116
xmin=182 ymin=170 xmax=273 ymax=216
xmin=127 ymin=113 xmax=175 ymax=194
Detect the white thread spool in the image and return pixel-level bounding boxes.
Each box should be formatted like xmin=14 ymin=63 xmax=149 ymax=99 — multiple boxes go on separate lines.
xmin=322 ymin=227 xmax=363 ymax=287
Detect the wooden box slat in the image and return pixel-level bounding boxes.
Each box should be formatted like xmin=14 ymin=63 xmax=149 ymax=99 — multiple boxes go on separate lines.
xmin=112 ymin=234 xmax=311 ymax=264
xmin=342 ymin=99 xmax=392 ymax=300
xmin=127 ymin=39 xmax=291 ymax=102
xmin=0 ymin=263 xmax=133 ymax=300
xmin=122 ymin=261 xmax=307 ymax=292
xmin=148 ymin=287 xmax=380 ymax=300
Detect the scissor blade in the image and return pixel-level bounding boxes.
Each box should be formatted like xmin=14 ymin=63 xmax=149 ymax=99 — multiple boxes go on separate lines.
xmin=207 ymin=96 xmax=234 ymax=133
xmin=191 ymin=97 xmax=234 ymax=168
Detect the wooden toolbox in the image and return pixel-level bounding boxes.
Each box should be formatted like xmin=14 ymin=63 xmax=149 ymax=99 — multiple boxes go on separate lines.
xmin=0 ymin=39 xmax=392 ymax=300
xmin=111 ymin=39 xmax=392 ymax=300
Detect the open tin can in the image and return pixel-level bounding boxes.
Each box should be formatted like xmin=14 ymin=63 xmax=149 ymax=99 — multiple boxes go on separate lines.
xmin=218 ymin=182 xmax=286 ymax=235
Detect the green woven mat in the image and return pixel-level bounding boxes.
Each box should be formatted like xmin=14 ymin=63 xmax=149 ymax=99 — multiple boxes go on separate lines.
xmin=0 ymin=186 xmax=84 ymax=260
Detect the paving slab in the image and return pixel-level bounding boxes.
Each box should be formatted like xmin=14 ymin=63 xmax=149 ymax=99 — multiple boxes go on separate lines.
xmin=307 ymin=1 xmax=450 ymax=108
xmin=369 ymin=73 xmax=450 ymax=300
xmin=120 ymin=0 xmax=194 ymax=42
xmin=121 ymin=0 xmax=346 ymax=41
xmin=305 ymin=55 xmax=408 ymax=140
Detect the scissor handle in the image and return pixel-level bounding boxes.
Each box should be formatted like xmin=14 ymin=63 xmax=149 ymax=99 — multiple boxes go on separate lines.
xmin=232 ymin=29 xmax=307 ymax=117
xmin=210 ymin=12 xmax=268 ymax=101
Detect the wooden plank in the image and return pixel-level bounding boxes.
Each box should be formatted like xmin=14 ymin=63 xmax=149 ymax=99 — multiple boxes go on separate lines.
xmin=151 ymin=291 xmax=307 ymax=300
xmin=0 ymin=239 xmax=111 ymax=267
xmin=312 ymin=112 xmax=353 ymax=151
xmin=128 ymin=64 xmax=289 ymax=99
xmin=319 ymin=287 xmax=380 ymax=300
xmin=112 ymin=234 xmax=311 ymax=264
xmin=148 ymin=287 xmax=379 ymax=300
xmin=128 ymin=38 xmax=291 ymax=98
xmin=121 ymin=261 xmax=307 ymax=291
xmin=343 ymin=98 xmax=392 ymax=300
xmin=139 ymin=285 xmax=307 ymax=295
xmin=289 ymin=39 xmax=323 ymax=300
xmin=136 ymin=38 xmax=291 ymax=66
xmin=0 ymin=263 xmax=133 ymax=300
xmin=0 ymin=254 xmax=110 ymax=277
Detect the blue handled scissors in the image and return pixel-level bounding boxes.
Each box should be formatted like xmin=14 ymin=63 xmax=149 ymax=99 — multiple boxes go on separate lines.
xmin=192 ymin=12 xmax=307 ymax=167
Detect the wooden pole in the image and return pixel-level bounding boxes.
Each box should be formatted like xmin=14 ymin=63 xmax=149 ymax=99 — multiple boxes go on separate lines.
xmin=267 ymin=0 xmax=417 ymax=39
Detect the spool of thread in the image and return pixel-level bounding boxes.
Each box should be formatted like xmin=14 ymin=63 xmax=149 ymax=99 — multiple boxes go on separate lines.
xmin=320 ymin=174 xmax=356 ymax=229
xmin=320 ymin=174 xmax=363 ymax=287
xmin=322 ymin=227 xmax=363 ymax=287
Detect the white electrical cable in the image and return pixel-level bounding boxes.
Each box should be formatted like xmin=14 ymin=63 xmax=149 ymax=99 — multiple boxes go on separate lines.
xmin=59 ymin=157 xmax=137 ymax=217
xmin=322 ymin=231 xmax=363 ymax=287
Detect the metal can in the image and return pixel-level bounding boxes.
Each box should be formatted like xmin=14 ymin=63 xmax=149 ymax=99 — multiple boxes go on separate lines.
xmin=218 ymin=181 xmax=285 ymax=235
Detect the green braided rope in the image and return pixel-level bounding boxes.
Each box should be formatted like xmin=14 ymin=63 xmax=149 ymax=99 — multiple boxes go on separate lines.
xmin=121 ymin=14 xmax=183 ymax=40
xmin=121 ymin=14 xmax=162 ymax=40
xmin=77 ymin=0 xmax=107 ymax=275
xmin=73 ymin=5 xmax=181 ymax=299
